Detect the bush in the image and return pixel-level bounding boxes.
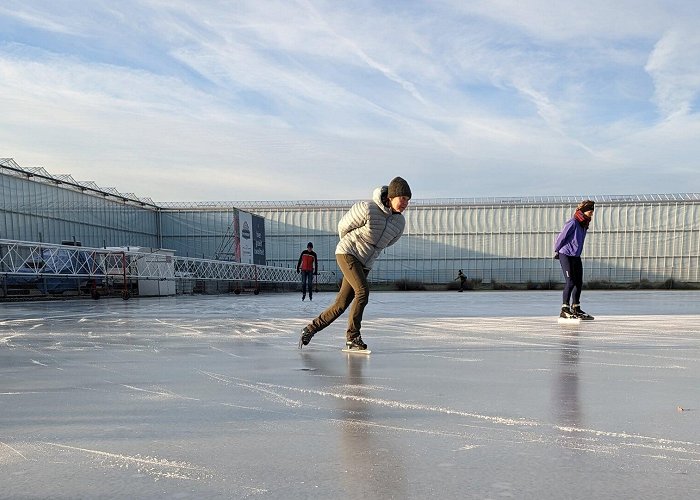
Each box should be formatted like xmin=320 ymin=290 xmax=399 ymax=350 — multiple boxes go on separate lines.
xmin=394 ymin=279 xmax=426 ymax=291
xmin=637 ymin=279 xmax=654 ymax=289
xmin=467 ymin=278 xmax=482 ymax=290
xmin=586 ymin=280 xmax=617 ymax=290
xmin=490 ymin=280 xmax=511 ymax=290
xmin=526 ymin=280 xmax=558 ymax=290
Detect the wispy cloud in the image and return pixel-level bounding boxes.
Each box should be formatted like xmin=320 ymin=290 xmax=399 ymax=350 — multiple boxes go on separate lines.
xmin=645 ymin=27 xmax=700 ymax=119
xmin=0 ymin=0 xmax=698 ymax=200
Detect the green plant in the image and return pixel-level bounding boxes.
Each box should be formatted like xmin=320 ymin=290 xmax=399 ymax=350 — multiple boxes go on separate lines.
xmin=394 ymin=279 xmax=426 ymax=291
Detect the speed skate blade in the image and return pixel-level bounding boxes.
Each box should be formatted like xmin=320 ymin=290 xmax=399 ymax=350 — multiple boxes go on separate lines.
xmin=558 ymin=317 xmax=581 ymax=325
xmin=342 ymin=348 xmax=371 ymax=355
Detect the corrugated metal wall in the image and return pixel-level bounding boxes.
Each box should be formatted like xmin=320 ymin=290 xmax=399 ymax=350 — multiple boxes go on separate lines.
xmin=1 ymin=170 xmax=158 ymax=248
xmin=2 ymin=166 xmax=698 ymax=285
xmin=233 ymin=198 xmax=700 ymax=284
xmin=160 ymin=209 xmax=239 ymax=259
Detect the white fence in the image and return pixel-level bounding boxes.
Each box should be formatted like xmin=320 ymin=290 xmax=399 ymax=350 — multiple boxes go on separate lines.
xmin=0 ymin=239 xmax=335 ymax=297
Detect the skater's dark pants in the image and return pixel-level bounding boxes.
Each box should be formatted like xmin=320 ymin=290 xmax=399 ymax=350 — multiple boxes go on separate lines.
xmin=559 ymin=254 xmax=583 ymax=305
xmin=307 ymin=254 xmax=369 ymax=340
xmin=300 ymin=270 xmax=314 ymax=298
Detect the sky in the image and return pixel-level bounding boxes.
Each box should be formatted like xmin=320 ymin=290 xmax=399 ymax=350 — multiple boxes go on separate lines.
xmin=1 ymin=1 xmax=699 ymax=201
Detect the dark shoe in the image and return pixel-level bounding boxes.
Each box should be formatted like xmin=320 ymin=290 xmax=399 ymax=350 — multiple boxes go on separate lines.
xmin=299 ymin=327 xmax=314 ymax=349
xmin=559 ymin=304 xmax=576 ymax=319
xmin=572 ymin=304 xmax=594 ymax=320
xmin=302 ymin=294 xmax=305 ymax=301
xmin=345 ymin=335 xmax=367 ymax=351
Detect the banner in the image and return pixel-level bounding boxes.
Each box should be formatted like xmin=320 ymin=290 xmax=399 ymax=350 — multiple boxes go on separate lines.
xmin=252 ymin=215 xmax=266 ymax=265
xmin=239 ymin=211 xmax=254 ymax=264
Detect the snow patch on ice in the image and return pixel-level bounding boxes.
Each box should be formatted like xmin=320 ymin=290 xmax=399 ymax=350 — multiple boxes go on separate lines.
xmin=42 ymin=442 xmax=214 ymax=482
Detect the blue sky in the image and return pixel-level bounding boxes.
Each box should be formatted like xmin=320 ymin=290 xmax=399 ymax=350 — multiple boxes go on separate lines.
xmin=1 ymin=1 xmax=699 ymax=201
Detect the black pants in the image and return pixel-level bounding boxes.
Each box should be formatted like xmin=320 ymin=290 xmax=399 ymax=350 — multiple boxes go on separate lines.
xmin=300 ymin=271 xmax=314 ymax=298
xmin=559 ymin=254 xmax=583 ymax=305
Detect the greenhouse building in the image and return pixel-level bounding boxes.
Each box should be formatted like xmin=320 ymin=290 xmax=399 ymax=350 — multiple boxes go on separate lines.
xmin=2 ymin=158 xmax=698 ymax=298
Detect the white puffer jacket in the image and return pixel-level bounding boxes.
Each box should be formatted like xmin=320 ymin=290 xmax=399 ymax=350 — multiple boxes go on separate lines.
xmin=335 ymin=186 xmax=406 ymax=270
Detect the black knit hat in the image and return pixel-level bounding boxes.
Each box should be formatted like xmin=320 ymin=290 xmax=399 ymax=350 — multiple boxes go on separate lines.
xmin=388 ymin=177 xmax=412 ymax=199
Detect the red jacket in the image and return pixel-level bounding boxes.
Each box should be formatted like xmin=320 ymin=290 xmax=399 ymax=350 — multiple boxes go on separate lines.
xmin=296 ymin=250 xmax=317 ymax=273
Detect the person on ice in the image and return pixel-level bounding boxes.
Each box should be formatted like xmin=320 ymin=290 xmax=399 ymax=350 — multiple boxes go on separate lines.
xmin=296 ymin=242 xmax=318 ymax=301
xmin=299 ymin=177 xmax=412 ymax=352
xmin=455 ymin=269 xmax=467 ymax=292
xmin=554 ymin=200 xmax=595 ymax=320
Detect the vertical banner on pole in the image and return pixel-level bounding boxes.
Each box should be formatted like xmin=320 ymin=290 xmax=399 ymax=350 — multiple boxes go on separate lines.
xmin=239 ymin=211 xmax=254 ymax=264
xmin=252 ymin=215 xmax=266 ymax=265
xmin=233 ymin=209 xmax=241 ymax=262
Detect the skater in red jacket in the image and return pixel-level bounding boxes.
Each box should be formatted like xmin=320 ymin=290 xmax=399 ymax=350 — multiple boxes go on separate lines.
xmin=296 ymin=242 xmax=318 ymax=301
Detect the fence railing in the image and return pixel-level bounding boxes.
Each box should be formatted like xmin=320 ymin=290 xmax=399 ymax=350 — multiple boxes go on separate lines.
xmin=0 ymin=239 xmax=335 ymax=284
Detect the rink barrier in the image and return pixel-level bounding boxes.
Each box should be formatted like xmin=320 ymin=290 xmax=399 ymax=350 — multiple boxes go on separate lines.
xmin=0 ymin=239 xmax=336 ymax=295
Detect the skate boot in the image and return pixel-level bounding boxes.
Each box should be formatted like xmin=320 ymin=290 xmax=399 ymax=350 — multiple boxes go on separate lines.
xmin=345 ymin=335 xmax=368 ymax=351
xmin=572 ymin=304 xmax=594 ymax=320
xmin=302 ymin=294 xmax=305 ymax=301
xmin=298 ymin=327 xmax=314 ymax=349
xmin=559 ymin=304 xmax=577 ymax=319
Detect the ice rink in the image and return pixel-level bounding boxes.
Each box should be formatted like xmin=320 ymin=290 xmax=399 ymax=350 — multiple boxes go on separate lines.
xmin=2 ymin=290 xmax=700 ymax=499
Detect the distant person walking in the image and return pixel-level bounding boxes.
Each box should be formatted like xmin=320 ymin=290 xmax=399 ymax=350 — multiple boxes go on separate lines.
xmin=296 ymin=242 xmax=318 ymax=301
xmin=554 ymin=200 xmax=595 ymax=320
xmin=455 ymin=269 xmax=467 ymax=292
xmin=299 ymin=177 xmax=412 ymax=352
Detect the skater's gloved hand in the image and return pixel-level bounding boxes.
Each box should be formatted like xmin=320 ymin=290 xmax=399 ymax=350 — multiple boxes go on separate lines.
xmin=296 ymin=269 xmax=300 ymax=273
xmin=553 ymin=252 xmax=560 ymax=260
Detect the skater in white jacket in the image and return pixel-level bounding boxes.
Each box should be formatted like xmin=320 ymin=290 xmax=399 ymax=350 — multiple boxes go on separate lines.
xmin=299 ymin=177 xmax=412 ymax=351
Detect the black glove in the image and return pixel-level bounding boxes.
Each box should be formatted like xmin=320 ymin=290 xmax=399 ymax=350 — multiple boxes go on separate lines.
xmin=296 ymin=269 xmax=300 ymax=273
xmin=553 ymin=252 xmax=560 ymax=260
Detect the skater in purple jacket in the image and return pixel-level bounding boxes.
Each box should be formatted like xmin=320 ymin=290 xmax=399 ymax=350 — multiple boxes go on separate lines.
xmin=554 ymin=200 xmax=595 ymax=320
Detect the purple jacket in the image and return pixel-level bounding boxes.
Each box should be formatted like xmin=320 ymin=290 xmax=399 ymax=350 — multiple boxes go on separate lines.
xmin=554 ymin=218 xmax=587 ymax=257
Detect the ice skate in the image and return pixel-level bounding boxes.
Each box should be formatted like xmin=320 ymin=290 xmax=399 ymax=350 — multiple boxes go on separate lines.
xmin=572 ymin=304 xmax=594 ymax=320
xmin=558 ymin=304 xmax=581 ymax=324
xmin=298 ymin=327 xmax=314 ymax=349
xmin=342 ymin=335 xmax=371 ymax=354
xmin=559 ymin=304 xmax=576 ymax=319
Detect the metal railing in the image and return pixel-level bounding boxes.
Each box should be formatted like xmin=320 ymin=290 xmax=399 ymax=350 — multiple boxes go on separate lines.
xmin=156 ymin=193 xmax=700 ymax=210
xmin=0 ymin=239 xmax=335 ymax=285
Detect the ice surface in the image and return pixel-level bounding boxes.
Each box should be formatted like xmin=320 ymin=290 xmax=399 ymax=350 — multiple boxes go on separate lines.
xmin=2 ymin=290 xmax=700 ymax=499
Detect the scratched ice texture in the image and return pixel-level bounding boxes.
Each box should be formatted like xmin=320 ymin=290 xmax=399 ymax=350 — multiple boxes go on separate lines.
xmin=1 ymin=290 xmax=699 ymax=499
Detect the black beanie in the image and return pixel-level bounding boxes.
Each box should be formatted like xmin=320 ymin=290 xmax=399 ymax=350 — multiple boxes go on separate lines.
xmin=388 ymin=177 xmax=412 ymax=199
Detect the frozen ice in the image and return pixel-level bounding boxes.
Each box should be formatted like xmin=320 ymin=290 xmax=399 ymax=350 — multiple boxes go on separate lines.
xmin=1 ymin=290 xmax=700 ymax=498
